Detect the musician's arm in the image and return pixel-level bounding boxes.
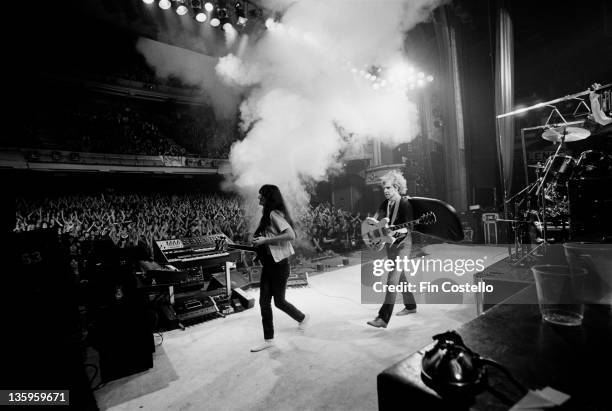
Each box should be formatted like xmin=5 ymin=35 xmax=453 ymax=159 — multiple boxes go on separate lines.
xmin=255 ymin=227 xmax=296 ymax=245
xmin=253 ymin=211 xmax=296 ymax=245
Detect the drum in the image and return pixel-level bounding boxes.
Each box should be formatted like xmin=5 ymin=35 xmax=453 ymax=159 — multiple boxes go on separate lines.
xmin=574 ymin=150 xmax=612 ymax=179
xmin=540 ymin=154 xmax=576 ymax=204
xmin=542 ymin=154 xmax=576 ymax=186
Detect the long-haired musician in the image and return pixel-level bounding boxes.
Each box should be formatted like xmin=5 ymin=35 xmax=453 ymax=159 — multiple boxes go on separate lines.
xmin=250 ymin=184 xmax=309 ymax=352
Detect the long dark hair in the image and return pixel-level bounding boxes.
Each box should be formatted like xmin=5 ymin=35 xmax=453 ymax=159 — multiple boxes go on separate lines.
xmin=255 ymin=184 xmax=295 ymax=236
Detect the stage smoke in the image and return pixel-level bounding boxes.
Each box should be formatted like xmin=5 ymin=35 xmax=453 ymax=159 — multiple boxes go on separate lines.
xmin=218 ymin=0 xmax=445 ymax=228
xmin=135 ymin=37 xmax=242 ymax=120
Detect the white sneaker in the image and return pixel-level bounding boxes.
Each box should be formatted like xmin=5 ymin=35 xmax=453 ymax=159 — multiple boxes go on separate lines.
xmin=297 ymin=314 xmax=310 ymax=331
xmin=250 ymin=339 xmax=275 ymax=352
xmin=396 ymin=308 xmax=417 ymax=316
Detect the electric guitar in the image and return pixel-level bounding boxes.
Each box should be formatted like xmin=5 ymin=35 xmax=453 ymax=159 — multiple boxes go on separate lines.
xmin=215 ymin=238 xmax=266 ymax=261
xmin=361 ymin=211 xmax=437 ymax=251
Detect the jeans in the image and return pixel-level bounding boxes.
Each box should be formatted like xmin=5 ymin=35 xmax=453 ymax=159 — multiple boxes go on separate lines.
xmin=377 ymin=239 xmax=417 ymax=323
xmin=259 ymin=254 xmax=305 ymax=340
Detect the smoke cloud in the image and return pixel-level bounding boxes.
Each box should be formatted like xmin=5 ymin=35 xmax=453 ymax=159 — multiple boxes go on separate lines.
xmin=217 ymin=0 xmax=444 ymax=226
xmin=135 ymin=37 xmax=242 ymax=119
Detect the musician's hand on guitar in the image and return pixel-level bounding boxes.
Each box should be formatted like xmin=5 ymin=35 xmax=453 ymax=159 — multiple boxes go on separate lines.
xmin=251 ymin=236 xmax=268 ymax=246
xmin=380 ymin=227 xmax=392 ymax=236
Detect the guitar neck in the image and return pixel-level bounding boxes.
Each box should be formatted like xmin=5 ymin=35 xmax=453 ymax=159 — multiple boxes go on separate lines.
xmin=389 ymin=219 xmax=421 ymax=230
xmin=227 ymin=244 xmax=259 ymax=253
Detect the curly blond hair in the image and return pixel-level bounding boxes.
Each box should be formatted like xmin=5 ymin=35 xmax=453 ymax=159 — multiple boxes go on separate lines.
xmin=380 ymin=170 xmax=407 ymax=195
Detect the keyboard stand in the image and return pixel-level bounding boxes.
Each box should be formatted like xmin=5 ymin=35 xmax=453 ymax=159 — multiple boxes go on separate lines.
xmin=158 ymin=299 xmax=185 ymax=331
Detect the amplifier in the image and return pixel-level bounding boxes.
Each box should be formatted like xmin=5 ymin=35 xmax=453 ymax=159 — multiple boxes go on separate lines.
xmin=174 ymin=297 xmax=218 ymax=323
xmin=145 ymin=267 xmax=204 ymax=286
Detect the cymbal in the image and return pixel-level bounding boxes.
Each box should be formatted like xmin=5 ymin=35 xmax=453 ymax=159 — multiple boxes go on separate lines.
xmin=542 ymin=126 xmax=590 ymax=142
xmin=527 ymin=164 xmax=545 ymax=169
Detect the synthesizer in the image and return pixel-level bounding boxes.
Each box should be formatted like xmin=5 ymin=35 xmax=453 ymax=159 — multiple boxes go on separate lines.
xmin=154 ymin=234 xmax=242 ymax=269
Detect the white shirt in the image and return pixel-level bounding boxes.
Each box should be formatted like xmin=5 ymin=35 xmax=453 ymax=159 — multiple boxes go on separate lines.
xmin=266 ymin=210 xmax=295 ymax=263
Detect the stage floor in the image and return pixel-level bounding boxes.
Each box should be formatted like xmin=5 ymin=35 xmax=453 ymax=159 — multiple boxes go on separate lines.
xmin=94 ymin=244 xmax=508 ymax=411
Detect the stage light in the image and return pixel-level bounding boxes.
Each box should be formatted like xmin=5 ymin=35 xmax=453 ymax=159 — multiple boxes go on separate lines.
xmin=223 ymin=22 xmax=233 ymax=30
xmin=142 ymin=0 xmax=154 ymax=4
xmin=417 ymin=72 xmax=425 ymax=79
xmin=234 ymin=1 xmax=247 ymax=25
xmin=426 ymin=75 xmax=434 ymax=82
xmin=159 ymin=0 xmax=171 ymax=10
xmin=204 ymin=1 xmax=213 ymax=11
xmin=235 ymin=2 xmax=245 ymax=16
xmin=265 ymin=18 xmax=274 ymax=29
xmin=417 ymin=79 xmax=425 ymax=87
xmin=207 ymin=2 xmax=229 ymax=28
xmin=192 ymin=0 xmax=206 ymax=21
xmin=176 ymin=5 xmax=188 ymax=15
xmin=218 ymin=10 xmax=230 ymax=25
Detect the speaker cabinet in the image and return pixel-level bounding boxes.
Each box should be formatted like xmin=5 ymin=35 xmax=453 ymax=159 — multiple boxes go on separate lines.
xmin=93 ymin=297 xmax=154 ymax=383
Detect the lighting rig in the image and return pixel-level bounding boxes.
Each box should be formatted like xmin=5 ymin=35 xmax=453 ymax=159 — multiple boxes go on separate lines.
xmin=144 ymin=0 xmax=264 ymax=29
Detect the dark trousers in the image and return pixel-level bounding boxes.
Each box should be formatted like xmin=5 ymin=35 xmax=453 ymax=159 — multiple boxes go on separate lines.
xmin=378 ymin=240 xmax=417 ymax=324
xmin=259 ymin=254 xmax=305 ymax=340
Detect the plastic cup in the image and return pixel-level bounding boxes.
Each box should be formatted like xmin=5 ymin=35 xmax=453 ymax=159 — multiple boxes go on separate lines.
xmin=531 ymin=265 xmax=586 ymax=326
xmin=563 ymin=242 xmax=612 ymax=305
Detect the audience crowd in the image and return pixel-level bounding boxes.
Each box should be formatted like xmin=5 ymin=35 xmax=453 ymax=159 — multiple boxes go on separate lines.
xmin=19 ymin=99 xmax=236 ymax=159
xmin=14 ymin=193 xmax=364 ymax=272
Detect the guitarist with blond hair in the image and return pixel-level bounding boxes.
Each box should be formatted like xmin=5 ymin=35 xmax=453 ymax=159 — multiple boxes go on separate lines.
xmin=366 ymin=170 xmax=417 ymax=328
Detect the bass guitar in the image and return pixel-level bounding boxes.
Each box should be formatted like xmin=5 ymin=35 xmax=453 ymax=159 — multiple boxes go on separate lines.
xmin=361 ymin=211 xmax=437 ymax=251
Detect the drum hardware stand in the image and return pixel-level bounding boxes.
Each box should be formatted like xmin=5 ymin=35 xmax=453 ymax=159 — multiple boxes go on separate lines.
xmin=535 ymin=129 xmax=566 ymax=198
xmin=512 ymin=236 xmax=546 ymax=266
xmin=497 ymin=83 xmax=611 ymax=120
xmin=504 ymin=164 xmax=550 ymax=266
xmin=502 ymin=189 xmax=536 ymax=264
xmin=571 ymin=98 xmax=591 ymax=116
xmin=543 ymin=106 xmax=568 ymax=128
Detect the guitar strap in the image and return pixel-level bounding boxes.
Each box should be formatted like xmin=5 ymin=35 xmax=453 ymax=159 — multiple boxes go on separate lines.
xmin=389 ymin=199 xmax=400 ymax=226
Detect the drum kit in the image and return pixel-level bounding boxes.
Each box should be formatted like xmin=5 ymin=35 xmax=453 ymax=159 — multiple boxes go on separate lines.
xmin=504 ymin=124 xmax=612 ymax=264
